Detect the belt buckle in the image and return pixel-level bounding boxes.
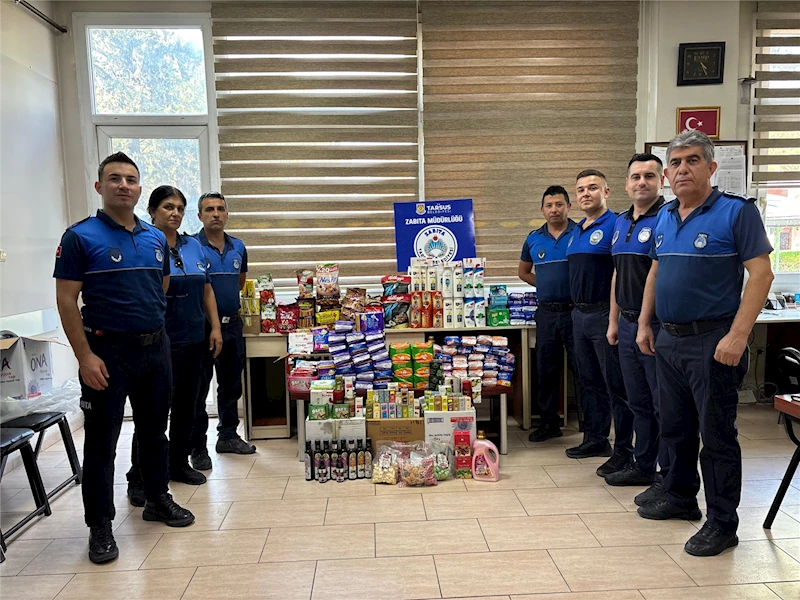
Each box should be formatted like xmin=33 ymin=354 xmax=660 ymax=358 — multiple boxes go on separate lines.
xmin=222 ymin=316 xmax=231 ymax=324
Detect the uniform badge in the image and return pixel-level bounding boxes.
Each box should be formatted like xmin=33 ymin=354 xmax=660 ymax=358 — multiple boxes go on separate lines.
xmin=612 ymin=231 xmax=620 ymax=245
xmin=197 ymin=261 xmax=205 ymax=271
xmin=638 ymin=227 xmax=652 ymax=243
xmin=55 ymin=246 xmax=62 ymax=259
xmin=155 ymin=248 xmax=164 ymax=263
xmin=109 ymin=248 xmax=123 ymax=263
xmin=233 ymin=258 xmax=241 ymax=270
xmin=694 ymin=232 xmax=708 ymax=249
xmin=537 ymin=248 xmax=546 ymax=260
xmin=589 ymin=230 xmax=603 ymax=245
xmin=655 ymin=234 xmax=664 ymax=248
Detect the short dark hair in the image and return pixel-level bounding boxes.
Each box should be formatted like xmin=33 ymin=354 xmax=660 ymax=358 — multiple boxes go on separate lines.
xmin=541 ymin=185 xmax=570 ymax=207
xmin=576 ymin=169 xmax=607 ymax=182
xmin=627 ymin=152 xmax=664 ymax=174
xmin=98 ymin=152 xmax=139 ymax=182
xmin=198 ymin=191 xmax=227 ymax=213
xmin=148 ymin=185 xmax=187 ymax=214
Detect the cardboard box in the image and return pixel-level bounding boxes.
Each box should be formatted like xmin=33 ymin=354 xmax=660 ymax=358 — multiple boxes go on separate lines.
xmin=305 ymin=417 xmax=366 ymax=444
xmin=0 ymin=336 xmax=60 ymax=399
xmin=366 ymin=418 xmax=425 ymax=453
xmin=241 ymin=314 xmax=261 ymax=336
xmin=424 ymin=409 xmax=477 ymax=449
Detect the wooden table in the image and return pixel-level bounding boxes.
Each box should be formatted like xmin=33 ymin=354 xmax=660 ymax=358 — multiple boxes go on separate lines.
xmin=763 ymin=394 xmax=800 ymax=529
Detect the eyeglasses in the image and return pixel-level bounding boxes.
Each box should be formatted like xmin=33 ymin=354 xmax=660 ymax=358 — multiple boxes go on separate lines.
xmin=169 ymin=246 xmax=184 ymax=271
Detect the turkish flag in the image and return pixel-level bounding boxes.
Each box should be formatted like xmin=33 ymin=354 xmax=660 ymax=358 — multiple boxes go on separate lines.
xmin=677 ymin=108 xmax=720 ymax=138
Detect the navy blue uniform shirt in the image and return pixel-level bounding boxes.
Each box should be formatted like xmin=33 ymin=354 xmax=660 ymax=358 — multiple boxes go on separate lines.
xmin=651 ymin=187 xmax=773 ymax=323
xmin=165 ymin=234 xmax=210 ymax=346
xmin=53 ymin=210 xmax=169 ymax=334
xmin=196 ymin=230 xmax=247 ymax=318
xmin=566 ymin=208 xmax=617 ymax=305
xmin=521 ymin=220 xmax=577 ymax=303
xmin=611 ymin=197 xmax=668 ymax=312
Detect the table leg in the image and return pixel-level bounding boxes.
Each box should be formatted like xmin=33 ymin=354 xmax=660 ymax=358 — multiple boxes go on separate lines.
xmin=764 ymin=417 xmax=800 ymax=529
xmin=521 ymin=329 xmax=531 ymax=430
xmin=500 ymin=393 xmax=508 ymax=455
xmin=297 ymin=400 xmax=306 ymax=462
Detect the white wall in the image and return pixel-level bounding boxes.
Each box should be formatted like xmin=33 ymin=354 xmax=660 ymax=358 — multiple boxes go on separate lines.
xmin=0 ymin=0 xmax=76 ymax=385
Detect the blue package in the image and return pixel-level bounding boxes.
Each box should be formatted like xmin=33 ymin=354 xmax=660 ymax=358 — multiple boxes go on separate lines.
xmin=328 ymin=333 xmax=346 ymax=344
xmin=375 ymin=369 xmax=393 ymax=379
xmin=444 ymin=336 xmax=461 ymax=346
xmin=332 ymin=352 xmax=352 ymax=365
xmin=371 ymin=349 xmax=390 ymax=361
xmin=345 ymin=332 xmax=365 ymax=344
xmin=348 ymin=342 xmax=368 ymax=354
xmin=355 ymin=362 xmax=373 ymax=374
xmin=374 ymin=359 xmax=392 ymax=370
xmin=434 ymin=354 xmax=452 ymax=363
xmin=334 ymin=320 xmax=354 ymax=332
xmin=352 ymin=353 xmax=371 ymax=366
xmin=356 ymin=371 xmax=375 ymax=381
xmin=367 ymin=341 xmax=385 ymax=354
xmin=329 ymin=344 xmax=347 ymax=355
xmin=500 ymin=364 xmax=515 ymax=373
xmin=457 ymin=346 xmax=473 ymax=355
xmin=373 ymin=382 xmax=389 ymax=390
xmin=498 ymin=371 xmax=513 ymax=381
xmin=500 ymin=353 xmax=516 ymax=365
xmin=365 ymin=331 xmax=385 ymax=343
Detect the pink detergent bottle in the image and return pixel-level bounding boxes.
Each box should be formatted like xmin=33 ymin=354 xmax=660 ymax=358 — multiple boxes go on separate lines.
xmin=472 ymin=430 xmax=500 ymax=482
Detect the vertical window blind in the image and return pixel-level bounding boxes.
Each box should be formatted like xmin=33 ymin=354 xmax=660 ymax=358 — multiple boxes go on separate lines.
xmin=211 ymin=1 xmax=419 ymax=288
xmin=420 ymin=1 xmax=639 ymax=281
xmin=752 ymin=2 xmax=800 ymax=187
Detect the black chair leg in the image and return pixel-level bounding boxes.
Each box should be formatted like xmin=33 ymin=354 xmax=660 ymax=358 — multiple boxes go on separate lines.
xmin=20 ymin=442 xmax=51 ymax=517
xmin=58 ymin=417 xmax=83 ymax=484
xmin=764 ymin=417 xmax=800 ymax=529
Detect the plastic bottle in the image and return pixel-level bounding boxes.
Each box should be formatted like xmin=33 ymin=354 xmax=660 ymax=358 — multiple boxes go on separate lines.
xmin=471 ymin=430 xmax=500 ymax=482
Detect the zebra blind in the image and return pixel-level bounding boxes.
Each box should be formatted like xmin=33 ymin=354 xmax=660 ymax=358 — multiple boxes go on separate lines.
xmin=752 ymin=1 xmax=800 ymax=187
xmin=211 ymin=1 xmax=419 ymax=287
xmin=419 ymin=0 xmax=639 ymax=280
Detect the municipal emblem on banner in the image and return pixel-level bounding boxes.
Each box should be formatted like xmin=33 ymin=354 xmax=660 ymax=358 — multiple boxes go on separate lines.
xmin=589 ymin=230 xmax=603 ymax=245
xmin=655 ymin=234 xmax=664 ymax=248
xmin=537 ymin=248 xmax=546 ymax=260
xmin=612 ymin=231 xmax=620 ymax=245
xmin=233 ymin=258 xmax=241 ymax=270
xmin=638 ymin=227 xmax=652 ymax=243
xmin=414 ymin=226 xmax=458 ymax=262
xmin=694 ymin=233 xmax=708 ymax=249
xmin=415 ymin=203 xmax=426 ymax=215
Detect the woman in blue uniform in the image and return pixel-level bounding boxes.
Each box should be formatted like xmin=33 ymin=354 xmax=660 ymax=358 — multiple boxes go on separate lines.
xmin=127 ymin=186 xmax=223 ymax=501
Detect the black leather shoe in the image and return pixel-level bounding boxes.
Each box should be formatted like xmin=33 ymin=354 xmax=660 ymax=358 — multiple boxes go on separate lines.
xmin=143 ymin=493 xmax=195 ymax=527
xmin=634 ymin=480 xmax=665 ymax=506
xmin=528 ymin=425 xmax=563 ymax=443
xmin=170 ymin=464 xmax=207 ymax=485
xmin=216 ymin=436 xmax=256 ymax=455
xmin=604 ymin=466 xmax=656 ymax=486
xmin=127 ymin=481 xmax=146 ymax=508
xmin=565 ymin=439 xmax=612 ymax=459
xmin=596 ymin=453 xmax=632 ymax=477
xmin=684 ymin=523 xmax=739 ymax=556
xmin=637 ymin=498 xmax=702 ymax=521
xmin=191 ymin=448 xmax=212 ymax=471
xmin=88 ymin=519 xmax=119 ymax=564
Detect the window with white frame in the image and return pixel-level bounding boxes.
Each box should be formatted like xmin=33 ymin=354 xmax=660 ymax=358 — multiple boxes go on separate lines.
xmin=73 ymin=14 xmax=219 ymax=234
xmin=751 ymin=5 xmax=800 ymax=275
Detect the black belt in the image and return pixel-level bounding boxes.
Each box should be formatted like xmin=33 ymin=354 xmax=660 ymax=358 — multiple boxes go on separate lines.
xmin=84 ymin=326 xmax=165 ymax=347
xmin=620 ymin=309 xmax=640 ymax=323
xmin=661 ymin=319 xmax=732 ymax=337
xmin=538 ymin=301 xmax=574 ymax=312
xmin=574 ymin=301 xmax=610 ymax=314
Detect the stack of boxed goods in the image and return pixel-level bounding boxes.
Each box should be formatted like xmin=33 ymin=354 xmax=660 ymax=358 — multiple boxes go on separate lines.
xmin=439 ymin=335 xmax=515 ymax=389
xmin=410 ymin=291 xmax=444 ymax=328
xmin=508 ymin=292 xmax=537 ymax=326
xmin=462 ymin=258 xmax=486 ymax=327
xmin=454 ymin=431 xmax=473 ymax=479
xmin=487 ymin=285 xmax=509 ymax=327
xmin=329 ymin=318 xmax=390 ymax=389
xmin=390 ymin=340 xmax=434 ymax=390
xmin=364 ymin=388 xmax=421 ymax=419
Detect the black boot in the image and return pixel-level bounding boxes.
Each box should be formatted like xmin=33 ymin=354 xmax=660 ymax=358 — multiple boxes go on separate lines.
xmin=565 ymin=439 xmax=612 ymax=459
xmin=88 ymin=519 xmax=119 ymax=564
xmin=528 ymin=424 xmax=563 ymax=443
xmin=170 ymin=463 xmax=207 ymax=485
xmin=191 ymin=448 xmax=212 ymax=471
xmin=637 ymin=498 xmax=702 ymax=521
xmin=604 ymin=466 xmax=655 ymax=486
xmin=634 ymin=480 xmax=665 ymax=506
xmin=684 ymin=523 xmax=739 ymax=556
xmin=595 ymin=453 xmax=632 ymax=477
xmin=216 ymin=435 xmax=256 ymax=455
xmin=143 ymin=493 xmax=195 ymax=527
xmin=127 ymin=480 xmax=146 ymax=508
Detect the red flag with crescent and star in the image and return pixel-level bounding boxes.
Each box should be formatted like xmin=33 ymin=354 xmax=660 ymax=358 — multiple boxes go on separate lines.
xmin=677 ymin=107 xmax=720 ymax=138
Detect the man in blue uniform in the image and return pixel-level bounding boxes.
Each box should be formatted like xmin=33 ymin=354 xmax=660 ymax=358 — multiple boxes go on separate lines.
xmin=54 ymin=153 xmax=194 ymax=565
xmin=519 ymin=185 xmax=577 ymax=441
xmin=191 ymin=192 xmax=256 ymax=469
xmin=565 ymin=170 xmax=634 ymax=477
xmin=636 ymin=131 xmax=774 ymax=556
xmin=605 ymin=153 xmax=669 ymax=488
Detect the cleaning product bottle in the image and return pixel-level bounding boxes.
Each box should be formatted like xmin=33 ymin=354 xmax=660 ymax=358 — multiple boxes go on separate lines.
xmin=472 ymin=430 xmax=500 ymax=482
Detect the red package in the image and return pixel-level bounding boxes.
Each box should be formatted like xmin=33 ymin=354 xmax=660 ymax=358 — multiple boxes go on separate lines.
xmin=261 ymin=319 xmax=277 ymax=334
xmin=260 ymin=288 xmax=275 ymax=305
xmin=421 ymin=305 xmax=434 ymax=328
xmin=410 ymin=308 xmax=422 ymax=328
xmin=277 ymin=303 xmax=299 ymax=334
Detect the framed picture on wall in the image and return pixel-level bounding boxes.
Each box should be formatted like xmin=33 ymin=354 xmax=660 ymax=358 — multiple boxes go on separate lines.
xmin=677 ymin=41 xmax=725 ymax=86
xmin=676 ymin=106 xmax=721 ymax=139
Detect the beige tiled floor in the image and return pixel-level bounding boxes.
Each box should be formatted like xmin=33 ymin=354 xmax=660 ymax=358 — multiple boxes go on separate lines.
xmin=0 ymin=406 xmax=798 ymax=599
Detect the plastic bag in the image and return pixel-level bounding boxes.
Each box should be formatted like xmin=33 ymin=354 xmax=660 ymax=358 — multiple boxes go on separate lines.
xmin=371 ymin=443 xmax=400 ymax=484
xmin=398 ymin=450 xmax=437 ymax=487
xmin=426 ymin=440 xmax=453 ymax=481
xmin=1 ymin=378 xmax=81 ymax=424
